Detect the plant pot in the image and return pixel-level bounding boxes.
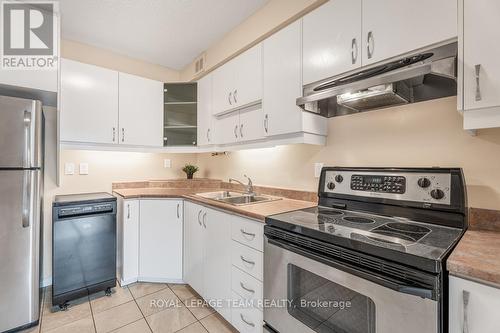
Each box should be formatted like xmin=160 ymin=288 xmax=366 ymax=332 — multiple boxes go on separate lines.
xmin=186 ymin=174 xmax=194 ymax=179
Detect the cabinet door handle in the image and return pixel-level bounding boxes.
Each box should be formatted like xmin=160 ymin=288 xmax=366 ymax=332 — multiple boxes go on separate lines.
xmin=234 ymin=125 xmax=238 ymax=139
xmin=112 ymin=127 xmax=116 ymax=142
xmin=475 ymin=64 xmax=482 ymax=101
xmin=351 ymin=37 xmax=358 ymax=64
xmin=240 ymin=255 xmax=255 ymax=266
xmin=463 ymin=290 xmax=470 ymax=333
xmin=228 ymin=91 xmax=233 ymax=105
xmin=240 ymin=282 xmax=255 ymax=294
xmin=239 ymin=124 xmax=243 ymax=138
xmin=202 ymin=212 xmax=207 ymax=228
xmin=233 ymin=89 xmax=238 ymax=104
xmin=197 ymin=209 xmax=202 ymax=226
xmin=240 ymin=229 xmax=256 ymax=239
xmin=176 ymin=203 xmax=180 ymax=218
xmin=367 ymin=31 xmax=374 ymax=59
xmin=264 ymin=114 xmax=268 ymax=133
xmin=127 ymin=204 xmax=130 ymax=219
xmin=121 ymin=128 xmax=125 ymax=142
xmin=240 ymin=314 xmax=255 ymax=327
xmin=206 ymin=128 xmax=210 ymax=142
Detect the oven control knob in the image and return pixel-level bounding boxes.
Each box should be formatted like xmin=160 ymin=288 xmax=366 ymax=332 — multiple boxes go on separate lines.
xmin=335 ymin=175 xmax=344 ymax=183
xmin=430 ymin=189 xmax=445 ymax=200
xmin=327 ymin=182 xmax=336 ymax=190
xmin=417 ymin=177 xmax=431 ymax=188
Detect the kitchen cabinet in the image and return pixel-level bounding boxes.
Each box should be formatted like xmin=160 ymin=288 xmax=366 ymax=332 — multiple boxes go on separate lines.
xmin=60 ymin=58 xmax=119 ymax=144
xmin=362 ymin=0 xmax=457 ymax=66
xmin=139 ymin=199 xmax=183 ymax=282
xmin=118 ymin=72 xmax=163 ymax=147
xmin=215 ymin=112 xmax=241 ymax=145
xmin=215 ymin=109 xmax=264 ymax=145
xmin=197 ymin=75 xmax=214 ymax=146
xmin=264 ymin=19 xmax=327 ymax=138
xmin=183 ymin=201 xmax=232 ymax=321
xmin=449 ymin=276 xmax=500 ymax=332
xmin=212 ymin=44 xmax=262 ymax=115
xmin=302 ymin=0 xmax=362 ymax=85
xmin=460 ymin=0 xmax=500 ymax=130
xmin=116 ymin=198 xmax=140 ymax=286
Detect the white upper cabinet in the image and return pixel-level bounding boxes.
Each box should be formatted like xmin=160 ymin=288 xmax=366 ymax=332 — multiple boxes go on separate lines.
xmin=238 ymin=108 xmax=264 ymax=142
xmin=118 ymin=73 xmax=163 ymax=147
xmin=303 ymin=0 xmax=362 ymax=85
xmin=362 ymin=0 xmax=457 ymax=65
xmin=212 ymin=44 xmax=262 ymax=115
xmin=60 ymin=59 xmax=119 ymax=144
xmin=215 ymin=112 xmax=240 ymax=145
xmin=197 ymin=74 xmax=214 ymax=146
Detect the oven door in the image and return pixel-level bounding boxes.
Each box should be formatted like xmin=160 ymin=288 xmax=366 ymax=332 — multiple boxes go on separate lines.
xmin=264 ymin=237 xmax=438 ymax=333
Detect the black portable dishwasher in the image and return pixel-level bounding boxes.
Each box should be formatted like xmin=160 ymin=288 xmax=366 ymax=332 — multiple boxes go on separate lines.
xmin=52 ymin=193 xmax=117 ymax=309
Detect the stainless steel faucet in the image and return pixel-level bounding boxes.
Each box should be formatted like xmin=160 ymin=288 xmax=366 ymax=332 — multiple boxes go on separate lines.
xmin=229 ymin=175 xmax=255 ymax=196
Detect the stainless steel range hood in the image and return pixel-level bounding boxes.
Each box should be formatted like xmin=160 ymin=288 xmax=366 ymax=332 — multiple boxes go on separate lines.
xmin=297 ymin=41 xmax=457 ymax=117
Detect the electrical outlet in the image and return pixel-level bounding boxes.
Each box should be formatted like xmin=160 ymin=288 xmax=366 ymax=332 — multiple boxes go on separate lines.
xmin=314 ymin=163 xmax=324 ymax=178
xmin=64 ymin=163 xmax=75 ymax=175
xmin=79 ymin=163 xmax=89 ymax=175
xmin=164 ymin=159 xmax=171 ymax=168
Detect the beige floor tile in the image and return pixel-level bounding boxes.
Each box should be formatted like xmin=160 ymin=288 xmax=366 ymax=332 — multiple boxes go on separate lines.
xmin=168 ymin=284 xmax=196 ymax=302
xmin=41 ymin=297 xmax=92 ymax=332
xmin=183 ymin=297 xmax=215 ymax=320
xmin=176 ymin=322 xmax=208 ymax=333
xmin=43 ymin=316 xmax=95 ymax=333
xmin=128 ymin=283 xmax=168 ymax=299
xmin=93 ymin=301 xmax=143 ymax=333
xmin=110 ymin=319 xmax=151 ymax=333
xmin=90 ymin=286 xmax=133 ymax=314
xmin=200 ymin=313 xmax=237 ymax=333
xmin=135 ymin=288 xmax=181 ymax=317
xmin=145 ymin=305 xmax=197 ymax=333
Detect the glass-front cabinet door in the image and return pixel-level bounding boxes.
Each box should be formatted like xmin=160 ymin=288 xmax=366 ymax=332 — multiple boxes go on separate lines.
xmin=163 ymin=83 xmax=197 ymax=146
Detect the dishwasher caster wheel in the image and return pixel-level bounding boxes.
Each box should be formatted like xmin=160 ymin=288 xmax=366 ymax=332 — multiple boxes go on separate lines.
xmin=105 ymin=288 xmax=112 ymax=297
xmin=58 ymin=302 xmax=69 ymax=311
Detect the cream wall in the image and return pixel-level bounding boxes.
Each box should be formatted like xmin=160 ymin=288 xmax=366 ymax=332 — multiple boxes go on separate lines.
xmin=196 ymin=97 xmax=500 ymax=211
xmin=180 ymin=0 xmax=327 ymax=81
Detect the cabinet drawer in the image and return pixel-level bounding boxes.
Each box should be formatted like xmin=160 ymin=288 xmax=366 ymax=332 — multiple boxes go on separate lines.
xmin=231 ymin=292 xmax=264 ymax=333
xmin=231 ymin=216 xmax=264 ymax=252
xmin=231 ymin=241 xmax=263 ymax=281
xmin=231 ymin=266 xmax=263 ymax=310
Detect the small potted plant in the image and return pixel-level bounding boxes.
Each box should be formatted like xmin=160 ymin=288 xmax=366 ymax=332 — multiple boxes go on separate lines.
xmin=182 ymin=164 xmax=199 ymax=179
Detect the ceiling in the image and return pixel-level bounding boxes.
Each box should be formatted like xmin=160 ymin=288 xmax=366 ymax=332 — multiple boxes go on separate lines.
xmin=59 ymin=0 xmax=269 ymax=70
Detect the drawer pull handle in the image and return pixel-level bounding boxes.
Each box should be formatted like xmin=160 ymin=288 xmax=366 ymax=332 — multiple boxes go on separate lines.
xmin=463 ymin=290 xmax=470 ymax=333
xmin=240 ymin=255 xmax=255 ymax=266
xmin=240 ymin=314 xmax=255 ymax=327
xmin=240 ymin=282 xmax=255 ymax=294
xmin=240 ymin=229 xmax=256 ymax=239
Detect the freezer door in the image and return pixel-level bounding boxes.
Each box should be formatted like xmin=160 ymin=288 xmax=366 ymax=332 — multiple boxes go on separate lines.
xmin=0 ymin=170 xmax=41 ymax=332
xmin=0 ymin=95 xmax=43 ymax=168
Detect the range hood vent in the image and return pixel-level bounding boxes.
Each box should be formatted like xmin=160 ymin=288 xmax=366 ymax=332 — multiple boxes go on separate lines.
xmin=297 ymin=41 xmax=457 ymax=117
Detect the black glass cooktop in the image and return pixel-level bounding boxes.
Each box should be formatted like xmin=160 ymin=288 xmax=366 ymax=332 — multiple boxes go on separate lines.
xmin=266 ymin=206 xmax=463 ymax=262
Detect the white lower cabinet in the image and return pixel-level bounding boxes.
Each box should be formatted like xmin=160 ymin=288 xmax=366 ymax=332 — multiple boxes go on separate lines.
xmin=116 ymin=197 xmax=183 ymax=285
xmin=449 ymin=275 xmax=500 ymax=332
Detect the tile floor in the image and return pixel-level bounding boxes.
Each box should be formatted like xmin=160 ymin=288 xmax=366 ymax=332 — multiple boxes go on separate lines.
xmin=21 ymin=282 xmax=238 ymax=333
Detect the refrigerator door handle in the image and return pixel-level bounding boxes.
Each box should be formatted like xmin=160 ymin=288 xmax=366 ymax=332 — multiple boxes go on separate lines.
xmin=23 ymin=110 xmax=32 ymax=168
xmin=22 ymin=171 xmax=32 ymax=228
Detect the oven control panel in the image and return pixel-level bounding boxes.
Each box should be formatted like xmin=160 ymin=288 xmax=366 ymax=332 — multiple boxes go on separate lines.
xmin=323 ymin=170 xmax=451 ymax=205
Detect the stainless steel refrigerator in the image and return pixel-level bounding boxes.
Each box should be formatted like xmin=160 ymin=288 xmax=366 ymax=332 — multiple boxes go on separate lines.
xmin=0 ymin=95 xmax=44 ymax=332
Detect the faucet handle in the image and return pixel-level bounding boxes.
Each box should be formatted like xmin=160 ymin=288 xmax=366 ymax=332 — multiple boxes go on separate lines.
xmin=243 ymin=174 xmax=253 ymax=186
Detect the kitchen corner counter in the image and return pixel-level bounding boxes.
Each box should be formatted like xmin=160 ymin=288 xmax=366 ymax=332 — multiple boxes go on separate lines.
xmin=112 ymin=179 xmax=317 ymax=222
xmin=447 ymin=208 xmax=500 ymax=287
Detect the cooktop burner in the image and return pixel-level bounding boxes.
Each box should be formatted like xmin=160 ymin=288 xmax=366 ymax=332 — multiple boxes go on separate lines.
xmin=343 ymin=216 xmax=375 ymax=224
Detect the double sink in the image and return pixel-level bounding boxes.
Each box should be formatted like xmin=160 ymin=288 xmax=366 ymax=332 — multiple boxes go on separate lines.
xmin=195 ymin=190 xmax=281 ymax=206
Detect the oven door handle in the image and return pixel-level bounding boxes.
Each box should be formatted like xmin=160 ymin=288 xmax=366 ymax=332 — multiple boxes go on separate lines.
xmin=267 ymin=237 xmax=435 ymax=300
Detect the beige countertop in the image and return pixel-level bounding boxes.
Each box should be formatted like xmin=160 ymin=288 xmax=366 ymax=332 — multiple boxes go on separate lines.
xmin=447 ymin=208 xmax=500 ymax=287
xmin=112 ymin=184 xmax=316 ymax=222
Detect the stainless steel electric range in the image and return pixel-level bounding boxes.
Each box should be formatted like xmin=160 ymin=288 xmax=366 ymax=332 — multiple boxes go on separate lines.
xmin=263 ymin=167 xmax=467 ymax=333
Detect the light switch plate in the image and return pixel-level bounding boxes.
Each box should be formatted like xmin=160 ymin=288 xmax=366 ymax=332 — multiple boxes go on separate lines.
xmin=64 ymin=163 xmax=75 ymax=175
xmin=79 ymin=163 xmax=89 ymax=175
xmin=314 ymin=162 xmax=324 ymax=178
xmin=164 ymin=159 xmax=171 ymax=168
